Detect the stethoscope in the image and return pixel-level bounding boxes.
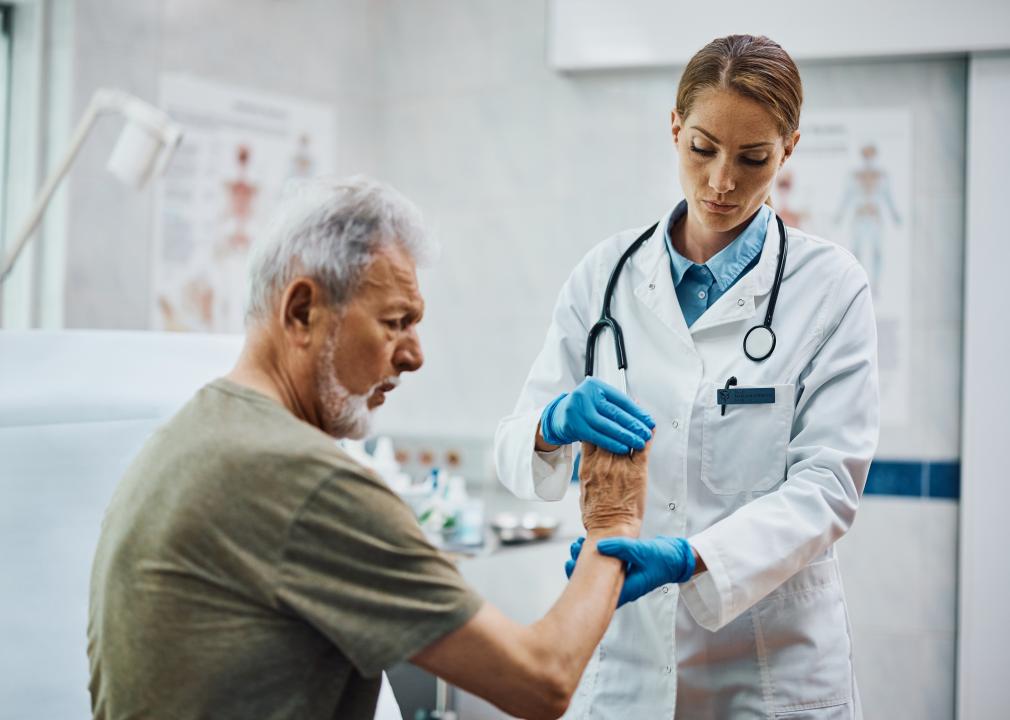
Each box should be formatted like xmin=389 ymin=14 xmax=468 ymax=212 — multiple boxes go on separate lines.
xmin=584 ymin=204 xmax=789 ymax=393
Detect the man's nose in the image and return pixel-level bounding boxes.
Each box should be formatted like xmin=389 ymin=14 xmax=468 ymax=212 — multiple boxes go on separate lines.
xmin=394 ymin=332 xmax=424 ymax=373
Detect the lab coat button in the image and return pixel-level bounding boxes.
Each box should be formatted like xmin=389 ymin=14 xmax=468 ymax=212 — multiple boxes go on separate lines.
xmin=662 ymin=585 xmax=670 ymax=594
xmin=671 ymin=419 xmax=680 ymax=429
xmin=667 ymin=502 xmax=677 ymax=511
xmin=663 ymin=665 xmax=673 ymax=674
xmin=648 ymin=282 xmax=656 ymax=290
xmin=738 ymin=298 xmax=745 ymax=306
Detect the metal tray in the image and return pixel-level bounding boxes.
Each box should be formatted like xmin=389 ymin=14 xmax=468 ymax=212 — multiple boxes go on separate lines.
xmin=489 ymin=512 xmax=561 ymax=544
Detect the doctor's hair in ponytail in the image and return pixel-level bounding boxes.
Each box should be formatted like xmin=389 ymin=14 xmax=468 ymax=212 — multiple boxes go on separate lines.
xmin=677 ymin=35 xmax=803 ymax=138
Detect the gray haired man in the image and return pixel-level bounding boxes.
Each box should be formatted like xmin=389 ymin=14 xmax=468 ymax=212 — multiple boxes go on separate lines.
xmin=87 ymin=176 xmax=652 ymax=720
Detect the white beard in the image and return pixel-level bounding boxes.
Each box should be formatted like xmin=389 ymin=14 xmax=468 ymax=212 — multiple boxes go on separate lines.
xmin=316 ymin=337 xmax=376 ymax=440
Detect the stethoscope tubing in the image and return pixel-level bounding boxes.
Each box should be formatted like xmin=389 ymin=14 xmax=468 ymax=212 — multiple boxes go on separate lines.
xmin=586 ymin=209 xmax=788 ymax=379
xmin=583 ymin=222 xmax=658 ymax=379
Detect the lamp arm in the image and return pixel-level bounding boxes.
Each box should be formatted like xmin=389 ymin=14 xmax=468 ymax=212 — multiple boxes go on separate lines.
xmin=0 ymin=91 xmax=120 ymax=285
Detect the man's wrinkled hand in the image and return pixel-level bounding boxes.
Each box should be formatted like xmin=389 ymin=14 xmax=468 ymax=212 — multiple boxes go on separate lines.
xmin=578 ymin=435 xmax=652 ymax=535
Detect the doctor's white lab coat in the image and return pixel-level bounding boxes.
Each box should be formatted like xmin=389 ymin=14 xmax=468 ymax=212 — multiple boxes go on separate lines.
xmin=494 ymin=207 xmax=879 ymax=719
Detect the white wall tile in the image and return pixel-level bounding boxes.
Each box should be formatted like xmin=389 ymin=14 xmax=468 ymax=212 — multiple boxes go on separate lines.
xmin=852 ymin=630 xmax=931 ymax=720
xmin=838 ymin=497 xmax=927 ymax=633
xmin=838 ymin=497 xmax=958 ymax=718
xmin=918 ymin=500 xmax=959 ymax=631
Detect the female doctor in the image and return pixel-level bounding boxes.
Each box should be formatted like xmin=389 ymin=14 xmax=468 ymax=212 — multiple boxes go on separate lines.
xmin=494 ymin=35 xmax=879 ymax=719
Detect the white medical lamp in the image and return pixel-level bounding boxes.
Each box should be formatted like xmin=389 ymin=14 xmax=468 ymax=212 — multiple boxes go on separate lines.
xmin=0 ymin=88 xmax=183 ymax=285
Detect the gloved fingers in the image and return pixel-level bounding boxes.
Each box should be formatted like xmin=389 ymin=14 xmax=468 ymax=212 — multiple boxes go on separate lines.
xmin=596 ymin=536 xmax=632 ymax=557
xmin=565 ymin=537 xmax=586 ymax=579
xmin=584 ymin=414 xmax=647 ymax=453
xmin=596 ymin=382 xmax=656 ymax=431
xmin=569 ymin=536 xmax=585 ymax=561
xmin=596 ymin=537 xmax=647 ymax=567
xmin=595 ymin=400 xmax=654 ymax=444
xmin=579 ymin=425 xmax=635 ymax=455
xmin=584 ymin=380 xmax=652 ymax=442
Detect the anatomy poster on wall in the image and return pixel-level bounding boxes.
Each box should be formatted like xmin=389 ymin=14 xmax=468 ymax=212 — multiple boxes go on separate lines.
xmin=151 ymin=74 xmax=334 ymax=333
xmin=773 ymin=109 xmax=911 ymax=426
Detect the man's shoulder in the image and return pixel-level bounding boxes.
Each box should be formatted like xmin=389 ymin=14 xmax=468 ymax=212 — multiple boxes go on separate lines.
xmin=123 ymin=380 xmax=382 ymax=525
xmin=184 ymin=383 xmax=402 ymax=517
xmin=173 ymin=379 xmax=359 ymax=473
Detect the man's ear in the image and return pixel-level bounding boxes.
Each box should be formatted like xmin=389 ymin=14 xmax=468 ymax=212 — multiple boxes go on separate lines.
xmin=279 ymin=278 xmax=320 ymax=345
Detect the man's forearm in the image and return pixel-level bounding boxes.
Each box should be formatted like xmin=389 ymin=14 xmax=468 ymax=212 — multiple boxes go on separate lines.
xmin=530 ymin=437 xmax=651 ymax=686
xmin=527 ymin=527 xmax=633 ymax=692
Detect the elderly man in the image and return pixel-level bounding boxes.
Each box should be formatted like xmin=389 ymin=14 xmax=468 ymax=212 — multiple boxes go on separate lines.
xmin=87 ymin=176 xmax=655 ymax=720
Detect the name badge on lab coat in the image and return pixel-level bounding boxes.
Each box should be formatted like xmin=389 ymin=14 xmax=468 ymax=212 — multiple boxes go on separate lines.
xmin=716 ymin=387 xmax=776 ymax=405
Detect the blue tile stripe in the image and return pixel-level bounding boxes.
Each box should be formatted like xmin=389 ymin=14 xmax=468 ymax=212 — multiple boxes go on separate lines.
xmin=566 ymin=456 xmax=961 ymax=499
xmin=864 ymin=460 xmax=960 ymax=499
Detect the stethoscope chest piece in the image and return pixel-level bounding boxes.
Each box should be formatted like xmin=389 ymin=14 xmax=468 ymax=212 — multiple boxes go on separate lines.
xmin=743 ymin=324 xmax=776 ymax=362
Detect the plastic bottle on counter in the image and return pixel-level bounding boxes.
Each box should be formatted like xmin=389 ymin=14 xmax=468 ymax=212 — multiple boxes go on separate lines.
xmin=371 ymin=436 xmax=412 ymax=493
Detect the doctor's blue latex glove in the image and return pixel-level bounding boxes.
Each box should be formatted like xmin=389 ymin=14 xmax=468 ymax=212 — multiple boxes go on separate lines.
xmin=564 ymin=535 xmax=697 ymax=607
xmin=539 ymin=377 xmax=655 ymax=455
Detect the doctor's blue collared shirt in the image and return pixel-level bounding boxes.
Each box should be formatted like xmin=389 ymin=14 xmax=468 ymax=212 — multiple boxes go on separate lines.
xmin=664 ymin=202 xmax=772 ymax=327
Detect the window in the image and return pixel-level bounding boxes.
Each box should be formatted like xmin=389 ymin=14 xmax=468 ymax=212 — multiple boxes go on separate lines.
xmin=0 ymin=0 xmax=70 ymax=328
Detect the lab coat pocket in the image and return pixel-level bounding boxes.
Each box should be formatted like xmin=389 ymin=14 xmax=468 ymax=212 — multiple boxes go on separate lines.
xmin=700 ymin=383 xmax=795 ymax=495
xmin=755 ymin=558 xmax=854 ymax=716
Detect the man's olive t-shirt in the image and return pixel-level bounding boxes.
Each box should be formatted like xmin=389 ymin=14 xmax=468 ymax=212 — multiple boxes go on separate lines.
xmin=88 ymin=379 xmax=482 ymax=719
